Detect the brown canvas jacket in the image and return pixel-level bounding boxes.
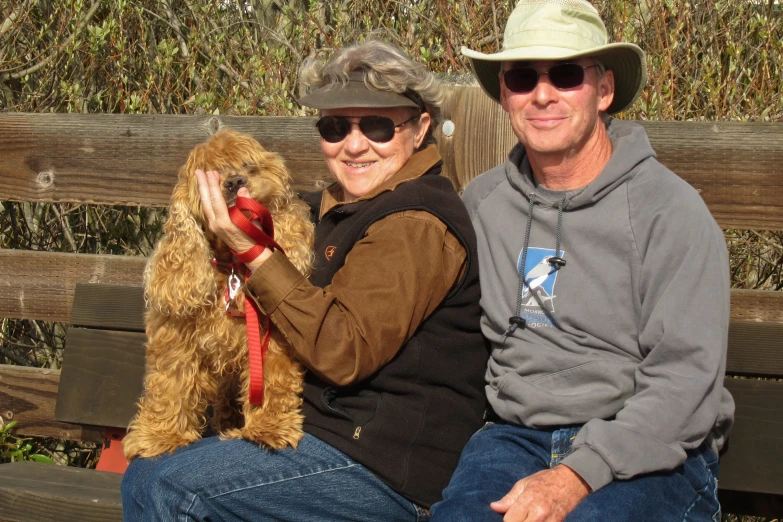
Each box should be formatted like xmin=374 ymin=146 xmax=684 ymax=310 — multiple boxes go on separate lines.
xmin=245 ymin=145 xmax=466 ymax=385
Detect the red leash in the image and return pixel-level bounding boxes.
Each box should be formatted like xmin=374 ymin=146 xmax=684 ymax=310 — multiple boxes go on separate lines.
xmin=225 ymin=196 xmax=285 ymax=405
xmin=228 ymin=198 xmax=283 ymax=261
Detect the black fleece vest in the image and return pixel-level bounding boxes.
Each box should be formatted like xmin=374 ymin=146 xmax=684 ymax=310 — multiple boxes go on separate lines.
xmin=301 ymin=165 xmax=488 ymax=508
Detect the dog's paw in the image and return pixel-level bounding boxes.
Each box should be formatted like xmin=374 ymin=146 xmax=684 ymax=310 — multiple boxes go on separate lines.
xmin=238 ymin=425 xmax=304 ymax=450
xmin=218 ymin=428 xmax=243 ymax=441
xmin=122 ymin=430 xmax=200 ymax=460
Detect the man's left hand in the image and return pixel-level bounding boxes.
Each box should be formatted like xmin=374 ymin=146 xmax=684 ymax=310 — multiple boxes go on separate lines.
xmin=490 ymin=464 xmax=590 ymax=522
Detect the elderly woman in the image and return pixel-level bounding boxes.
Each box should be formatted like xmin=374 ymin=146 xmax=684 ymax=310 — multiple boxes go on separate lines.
xmin=121 ymin=39 xmax=487 ymax=521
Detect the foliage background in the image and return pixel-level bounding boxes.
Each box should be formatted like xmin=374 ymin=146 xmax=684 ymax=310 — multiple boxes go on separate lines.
xmin=0 ymin=1 xmax=781 ymax=517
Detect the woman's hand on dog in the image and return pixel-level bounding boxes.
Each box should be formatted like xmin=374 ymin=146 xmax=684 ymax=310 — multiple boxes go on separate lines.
xmin=196 ymin=168 xmax=272 ymax=272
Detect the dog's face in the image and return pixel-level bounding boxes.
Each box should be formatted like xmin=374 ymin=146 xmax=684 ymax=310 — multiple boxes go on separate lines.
xmin=146 ymin=129 xmax=312 ymax=317
xmin=173 ymin=130 xmax=294 ymax=256
xmin=220 ymin=163 xmax=268 ymax=207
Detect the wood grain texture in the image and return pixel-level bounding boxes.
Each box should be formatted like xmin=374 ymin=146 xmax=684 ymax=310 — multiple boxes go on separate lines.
xmin=70 ymin=283 xmax=145 ymax=332
xmin=0 ymin=365 xmax=102 ymax=442
xmin=3 ymin=249 xmax=781 ymax=327
xmin=0 ymin=113 xmax=330 ymax=206
xmin=2 ymin=105 xmax=783 ymax=229
xmin=730 ymin=289 xmax=783 ymax=323
xmin=54 ymin=328 xmax=146 ymax=428
xmin=726 ymin=321 xmax=783 ymax=376
xmin=0 ymin=249 xmax=145 ymax=323
xmin=719 ymin=378 xmax=783 ymax=495
xmin=0 ymin=461 xmax=122 ymax=522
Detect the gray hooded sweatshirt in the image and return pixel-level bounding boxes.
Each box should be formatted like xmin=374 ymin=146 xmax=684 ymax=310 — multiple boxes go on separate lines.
xmin=462 ymin=118 xmax=734 ymax=492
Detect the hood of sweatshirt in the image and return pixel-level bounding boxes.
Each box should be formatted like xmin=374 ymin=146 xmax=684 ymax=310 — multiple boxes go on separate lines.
xmin=504 ymin=117 xmax=658 ymax=210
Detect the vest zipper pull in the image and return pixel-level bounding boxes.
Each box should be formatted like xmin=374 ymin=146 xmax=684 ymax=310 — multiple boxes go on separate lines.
xmin=353 ymin=426 xmax=362 ymax=440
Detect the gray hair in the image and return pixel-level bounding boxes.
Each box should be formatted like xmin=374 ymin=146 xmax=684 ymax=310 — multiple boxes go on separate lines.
xmin=299 ymin=39 xmax=445 ymax=148
xmin=594 ymin=59 xmax=606 ymax=78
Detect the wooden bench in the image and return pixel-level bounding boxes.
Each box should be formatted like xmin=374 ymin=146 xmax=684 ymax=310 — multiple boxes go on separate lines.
xmin=1 ymin=85 xmax=782 ymax=520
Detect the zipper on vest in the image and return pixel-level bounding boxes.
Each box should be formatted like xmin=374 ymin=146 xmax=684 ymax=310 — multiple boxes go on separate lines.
xmin=321 ymin=389 xmax=364 ymax=440
xmin=321 ymin=388 xmax=382 ymax=442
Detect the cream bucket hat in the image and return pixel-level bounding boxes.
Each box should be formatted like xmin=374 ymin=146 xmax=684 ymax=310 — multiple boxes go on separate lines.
xmin=462 ymin=0 xmax=647 ymax=114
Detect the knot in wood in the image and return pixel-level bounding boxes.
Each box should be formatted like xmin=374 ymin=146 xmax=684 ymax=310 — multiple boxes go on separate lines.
xmin=37 ymin=170 xmax=54 ymax=188
xmin=3 ymin=410 xmax=12 ymax=420
xmin=209 ymin=117 xmax=221 ymax=134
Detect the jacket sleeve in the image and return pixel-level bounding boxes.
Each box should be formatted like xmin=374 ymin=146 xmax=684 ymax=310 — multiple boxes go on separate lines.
xmin=561 ymin=176 xmax=733 ymax=492
xmin=244 ymin=210 xmax=466 ymax=386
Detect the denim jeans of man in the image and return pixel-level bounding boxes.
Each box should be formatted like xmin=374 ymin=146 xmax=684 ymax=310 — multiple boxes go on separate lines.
xmin=121 ymin=434 xmax=430 ymax=522
xmin=429 ymin=422 xmax=721 ymax=522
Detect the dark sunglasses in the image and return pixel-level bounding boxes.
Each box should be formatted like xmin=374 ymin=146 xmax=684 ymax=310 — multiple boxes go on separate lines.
xmin=503 ymin=63 xmax=600 ymax=94
xmin=315 ymin=114 xmax=420 ymax=143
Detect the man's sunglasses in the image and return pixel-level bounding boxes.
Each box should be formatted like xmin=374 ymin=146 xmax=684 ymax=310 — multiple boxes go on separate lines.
xmin=315 ymin=114 xmax=420 ymax=143
xmin=503 ymin=63 xmax=600 ymax=94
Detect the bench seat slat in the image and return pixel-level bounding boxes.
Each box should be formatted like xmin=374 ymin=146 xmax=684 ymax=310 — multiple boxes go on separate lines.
xmin=0 ymin=461 xmax=122 ymax=522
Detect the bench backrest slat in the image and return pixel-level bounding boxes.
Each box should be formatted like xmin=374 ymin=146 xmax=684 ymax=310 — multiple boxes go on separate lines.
xmin=719 ymin=378 xmax=783 ymax=495
xmin=54 ymin=326 xmax=146 ymax=428
xmin=70 ymin=284 xmax=146 ymax=332
xmin=726 ymin=322 xmax=783 ymax=375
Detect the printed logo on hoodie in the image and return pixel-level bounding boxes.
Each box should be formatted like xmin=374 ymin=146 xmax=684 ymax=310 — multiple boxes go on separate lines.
xmin=517 ymin=247 xmax=565 ymax=328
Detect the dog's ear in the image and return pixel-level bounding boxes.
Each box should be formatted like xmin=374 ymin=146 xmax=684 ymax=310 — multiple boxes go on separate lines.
xmin=272 ymin=200 xmax=315 ymax=278
xmin=145 ymin=174 xmax=217 ymax=317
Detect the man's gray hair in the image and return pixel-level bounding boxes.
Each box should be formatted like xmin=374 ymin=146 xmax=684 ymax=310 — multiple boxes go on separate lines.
xmin=594 ymin=59 xmax=606 ymax=77
xmin=299 ymin=39 xmax=445 ymax=147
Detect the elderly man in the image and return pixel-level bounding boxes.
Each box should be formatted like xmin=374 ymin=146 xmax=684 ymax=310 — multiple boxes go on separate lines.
xmin=430 ymin=1 xmax=734 ymax=521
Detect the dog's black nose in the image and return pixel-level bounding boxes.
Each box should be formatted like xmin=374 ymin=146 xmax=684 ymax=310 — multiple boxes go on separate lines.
xmin=224 ymin=175 xmax=247 ymax=194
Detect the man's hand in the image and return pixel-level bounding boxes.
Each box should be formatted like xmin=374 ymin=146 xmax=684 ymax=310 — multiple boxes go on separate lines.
xmin=490 ymin=465 xmax=590 ymax=522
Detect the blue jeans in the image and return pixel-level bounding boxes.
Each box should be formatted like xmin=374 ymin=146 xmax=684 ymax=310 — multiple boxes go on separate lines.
xmin=430 ymin=422 xmax=721 ymax=522
xmin=121 ymin=434 xmax=429 ymax=521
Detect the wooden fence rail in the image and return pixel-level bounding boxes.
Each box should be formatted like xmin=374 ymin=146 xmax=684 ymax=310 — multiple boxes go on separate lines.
xmin=1 ymin=87 xmax=783 ymax=230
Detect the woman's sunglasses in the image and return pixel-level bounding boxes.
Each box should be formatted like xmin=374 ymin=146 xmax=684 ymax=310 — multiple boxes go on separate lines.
xmin=503 ymin=63 xmax=600 ymax=94
xmin=316 ymin=114 xmax=420 ymax=143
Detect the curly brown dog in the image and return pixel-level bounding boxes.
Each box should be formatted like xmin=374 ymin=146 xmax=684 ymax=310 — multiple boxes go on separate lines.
xmin=123 ymin=129 xmax=313 ymax=460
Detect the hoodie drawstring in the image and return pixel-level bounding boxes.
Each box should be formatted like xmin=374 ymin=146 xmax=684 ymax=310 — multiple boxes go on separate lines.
xmin=551 ymin=196 xmax=567 ymax=268
xmin=502 ymin=194 xmax=567 ymax=341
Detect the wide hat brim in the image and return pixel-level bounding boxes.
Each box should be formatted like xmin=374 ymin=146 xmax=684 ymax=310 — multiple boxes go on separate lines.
xmin=298 ymin=72 xmax=420 ymax=110
xmin=462 ymin=43 xmax=646 ymax=115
